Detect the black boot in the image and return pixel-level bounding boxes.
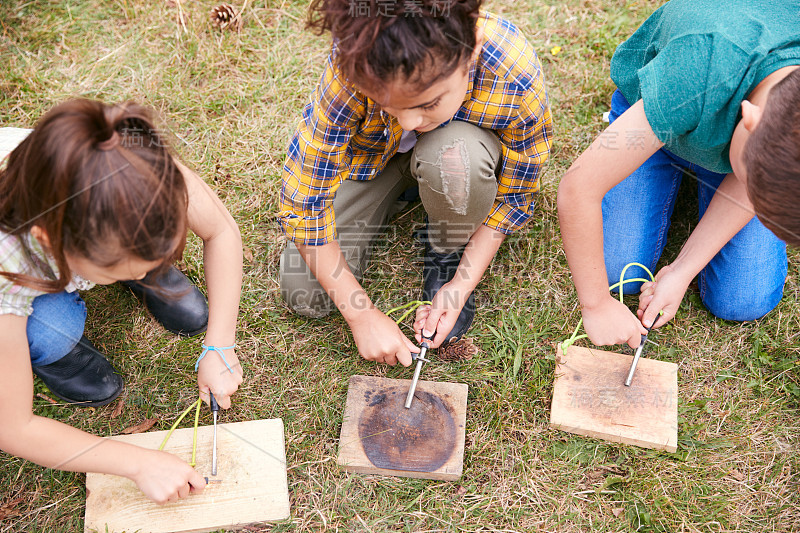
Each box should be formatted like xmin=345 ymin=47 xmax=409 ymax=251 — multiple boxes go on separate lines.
xmin=421 ymin=233 xmax=476 ymax=346
xmin=120 ymin=266 xmax=208 ymax=337
xmin=32 ymin=336 xmax=124 ymax=407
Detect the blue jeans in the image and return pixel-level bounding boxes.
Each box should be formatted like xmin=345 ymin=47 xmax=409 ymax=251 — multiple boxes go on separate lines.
xmin=602 ymin=90 xmax=787 ymax=321
xmin=28 ymin=291 xmax=86 ymax=366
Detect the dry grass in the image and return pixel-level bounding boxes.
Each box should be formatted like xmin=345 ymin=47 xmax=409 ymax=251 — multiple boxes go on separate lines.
xmin=0 ymin=0 xmax=798 ymax=531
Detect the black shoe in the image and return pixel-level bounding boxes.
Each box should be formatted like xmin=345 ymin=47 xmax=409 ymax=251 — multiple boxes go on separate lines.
xmin=421 ymin=230 xmax=476 ymax=346
xmin=397 ymin=186 xmax=420 ymax=203
xmin=32 ymin=336 xmax=124 ymax=407
xmin=120 ymin=266 xmax=208 ymax=337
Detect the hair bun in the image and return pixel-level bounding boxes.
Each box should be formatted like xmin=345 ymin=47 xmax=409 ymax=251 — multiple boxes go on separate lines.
xmin=97 ymin=130 xmax=120 ymax=151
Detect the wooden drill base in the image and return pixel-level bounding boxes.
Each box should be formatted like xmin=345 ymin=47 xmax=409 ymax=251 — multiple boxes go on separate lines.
xmin=338 ymin=375 xmax=468 ymax=481
xmin=550 ymin=345 xmax=678 ymax=452
xmin=84 ymin=419 xmax=290 ymax=533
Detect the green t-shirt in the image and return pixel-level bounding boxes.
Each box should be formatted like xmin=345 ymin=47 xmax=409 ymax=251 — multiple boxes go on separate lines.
xmin=610 ymin=0 xmax=800 ymax=174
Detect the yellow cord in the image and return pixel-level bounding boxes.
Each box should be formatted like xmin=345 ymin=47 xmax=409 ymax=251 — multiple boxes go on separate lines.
xmin=190 ymin=397 xmax=202 ymax=466
xmin=559 ymin=262 xmax=657 ymax=355
xmin=386 ymin=300 xmax=432 ymax=325
xmin=158 ymin=398 xmax=202 ymax=452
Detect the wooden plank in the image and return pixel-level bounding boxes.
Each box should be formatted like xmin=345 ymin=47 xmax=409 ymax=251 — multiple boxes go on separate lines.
xmin=338 ymin=375 xmax=467 ymax=481
xmin=550 ymin=345 xmax=678 ymax=452
xmin=84 ymin=419 xmax=289 ymax=533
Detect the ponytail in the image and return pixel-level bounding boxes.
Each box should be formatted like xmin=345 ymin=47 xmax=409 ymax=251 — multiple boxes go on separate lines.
xmin=0 ymin=99 xmax=188 ymax=291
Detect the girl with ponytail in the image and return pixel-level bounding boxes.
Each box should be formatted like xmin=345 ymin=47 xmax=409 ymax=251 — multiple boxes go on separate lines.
xmin=0 ymin=99 xmax=243 ymax=504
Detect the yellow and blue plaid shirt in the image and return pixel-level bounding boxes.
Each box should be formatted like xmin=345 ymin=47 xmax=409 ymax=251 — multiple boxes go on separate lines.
xmin=279 ymin=12 xmax=553 ymax=245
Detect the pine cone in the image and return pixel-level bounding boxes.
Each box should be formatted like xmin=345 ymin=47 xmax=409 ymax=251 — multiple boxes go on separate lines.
xmin=210 ymin=4 xmax=242 ymax=31
xmin=438 ymin=337 xmax=479 ymax=362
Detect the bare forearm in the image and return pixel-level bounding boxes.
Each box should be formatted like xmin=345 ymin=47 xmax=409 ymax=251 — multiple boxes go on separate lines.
xmin=296 ymin=241 xmax=416 ymax=365
xmin=1 ymin=415 xmax=145 ymax=478
xmin=557 ymin=99 xmax=664 ymax=309
xmin=179 ymin=159 xmax=243 ymax=346
xmin=557 ymin=171 xmax=611 ymax=308
xmin=450 ymin=225 xmax=506 ymax=293
xmin=203 ymin=220 xmax=243 ymax=346
xmin=3 ymin=413 xmax=206 ymax=504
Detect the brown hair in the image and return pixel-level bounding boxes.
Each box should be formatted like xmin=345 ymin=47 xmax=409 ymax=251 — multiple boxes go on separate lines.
xmin=744 ymin=68 xmax=800 ymax=245
xmin=0 ymin=99 xmax=188 ymax=291
xmin=307 ymin=0 xmax=482 ymax=93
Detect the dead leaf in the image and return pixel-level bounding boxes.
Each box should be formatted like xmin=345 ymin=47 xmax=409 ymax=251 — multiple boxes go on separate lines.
xmin=0 ymin=497 xmax=24 ymax=520
xmin=600 ymin=465 xmax=627 ymax=476
xmin=243 ymin=246 xmax=254 ymax=264
xmin=110 ymin=398 xmax=125 ymax=419
xmin=579 ymin=465 xmax=629 ymax=490
xmin=611 ymin=507 xmax=624 ymax=518
xmin=730 ymin=469 xmax=746 ymax=481
xmin=121 ymin=418 xmax=158 ymax=434
xmin=584 ymin=467 xmax=606 ymax=483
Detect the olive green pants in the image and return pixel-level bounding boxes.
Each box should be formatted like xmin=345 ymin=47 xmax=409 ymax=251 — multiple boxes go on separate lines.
xmin=280 ymin=120 xmax=502 ymax=317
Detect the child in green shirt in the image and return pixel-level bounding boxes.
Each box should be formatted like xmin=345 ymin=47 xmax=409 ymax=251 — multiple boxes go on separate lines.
xmin=558 ymin=0 xmax=800 ymax=348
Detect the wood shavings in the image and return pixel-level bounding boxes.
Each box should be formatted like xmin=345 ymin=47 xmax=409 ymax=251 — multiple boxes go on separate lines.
xmin=35 ymin=392 xmax=58 ymax=405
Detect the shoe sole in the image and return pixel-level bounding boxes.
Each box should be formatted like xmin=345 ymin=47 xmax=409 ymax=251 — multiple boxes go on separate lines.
xmin=169 ymin=325 xmax=208 ymax=338
xmin=42 ymin=378 xmax=125 ymax=408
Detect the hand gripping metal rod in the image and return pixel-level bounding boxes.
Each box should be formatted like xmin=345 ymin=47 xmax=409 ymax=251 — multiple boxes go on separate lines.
xmin=624 ymin=325 xmax=653 ymax=387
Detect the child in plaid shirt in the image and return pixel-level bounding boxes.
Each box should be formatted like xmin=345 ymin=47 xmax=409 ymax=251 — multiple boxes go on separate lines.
xmin=278 ymin=0 xmax=552 ymax=366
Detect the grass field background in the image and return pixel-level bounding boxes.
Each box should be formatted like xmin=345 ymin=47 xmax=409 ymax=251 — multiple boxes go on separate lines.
xmin=1 ymin=0 xmax=798 ymax=531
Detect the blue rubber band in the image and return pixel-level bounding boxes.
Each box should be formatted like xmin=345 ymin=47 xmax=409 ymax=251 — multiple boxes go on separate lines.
xmin=195 ymin=343 xmax=236 ymax=373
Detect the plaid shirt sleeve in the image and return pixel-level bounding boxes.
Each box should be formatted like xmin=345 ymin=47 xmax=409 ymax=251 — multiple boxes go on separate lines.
xmin=278 ymin=54 xmax=364 ymax=245
xmin=489 ymin=85 xmax=552 ymax=234
xmin=0 ymin=239 xmax=38 ymax=317
xmin=470 ymin=13 xmax=553 ymax=235
xmin=0 ymin=233 xmax=52 ymax=317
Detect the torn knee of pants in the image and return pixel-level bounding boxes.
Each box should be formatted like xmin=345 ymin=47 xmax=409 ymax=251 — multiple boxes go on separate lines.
xmin=429 ymin=139 xmax=470 ymax=216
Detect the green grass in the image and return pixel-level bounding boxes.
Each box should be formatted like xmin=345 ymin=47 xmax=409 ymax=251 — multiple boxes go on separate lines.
xmin=1 ymin=0 xmax=799 ymax=531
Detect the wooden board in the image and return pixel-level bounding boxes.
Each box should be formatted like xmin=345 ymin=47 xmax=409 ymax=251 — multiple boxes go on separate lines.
xmin=550 ymin=345 xmax=678 ymax=452
xmin=338 ymin=375 xmax=467 ymax=481
xmin=84 ymin=419 xmax=290 ymax=533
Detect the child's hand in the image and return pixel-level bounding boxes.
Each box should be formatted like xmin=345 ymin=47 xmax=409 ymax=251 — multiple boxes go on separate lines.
xmin=349 ymin=308 xmax=417 ymax=366
xmin=581 ymin=295 xmax=648 ymax=349
xmin=197 ymin=347 xmax=243 ymax=410
xmin=131 ymin=449 xmax=206 ymax=504
xmin=637 ymin=264 xmax=691 ymax=329
xmin=413 ymin=281 xmax=470 ymax=348
xmin=412 ymin=304 xmax=431 ymax=341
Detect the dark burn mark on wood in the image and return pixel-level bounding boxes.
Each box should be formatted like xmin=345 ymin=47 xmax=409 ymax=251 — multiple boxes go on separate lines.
xmin=358 ymin=387 xmax=457 ymax=472
xmin=368 ymin=392 xmax=386 ymax=406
